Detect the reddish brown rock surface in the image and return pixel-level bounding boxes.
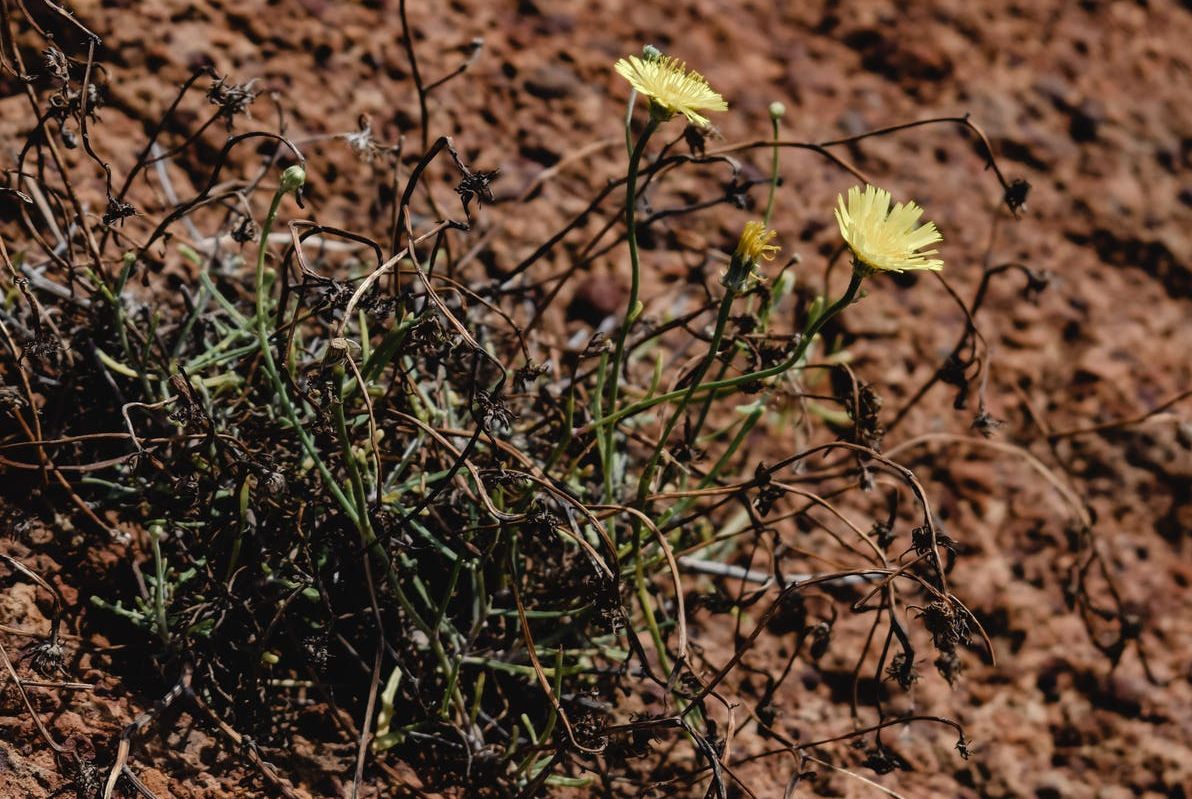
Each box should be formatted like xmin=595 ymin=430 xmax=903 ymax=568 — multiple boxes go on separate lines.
xmin=1 ymin=1 xmax=1190 ymax=797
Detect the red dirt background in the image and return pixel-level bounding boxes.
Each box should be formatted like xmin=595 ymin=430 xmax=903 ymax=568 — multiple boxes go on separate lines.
xmin=2 ymin=0 xmax=1191 ymax=797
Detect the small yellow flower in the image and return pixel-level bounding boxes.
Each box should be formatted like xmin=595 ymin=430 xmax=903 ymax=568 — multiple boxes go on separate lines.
xmin=614 ymin=54 xmax=727 ymax=127
xmin=723 ymin=221 xmax=778 ymax=291
xmin=834 ymin=184 xmax=943 ymax=274
xmin=735 ymin=221 xmax=780 ymax=265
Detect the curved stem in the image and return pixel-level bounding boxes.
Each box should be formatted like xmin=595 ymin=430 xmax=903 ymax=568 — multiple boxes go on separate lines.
xmin=636 ymin=286 xmax=736 ymax=502
xmin=586 ymin=271 xmax=864 ymax=435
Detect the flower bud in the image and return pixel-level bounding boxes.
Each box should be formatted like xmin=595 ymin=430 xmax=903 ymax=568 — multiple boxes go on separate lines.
xmin=280 ymin=164 xmax=306 ymax=193
xmin=722 ymin=222 xmax=779 ymax=293
xmin=769 ymin=101 xmax=786 ymax=120
xmin=773 ymin=269 xmax=796 ymax=299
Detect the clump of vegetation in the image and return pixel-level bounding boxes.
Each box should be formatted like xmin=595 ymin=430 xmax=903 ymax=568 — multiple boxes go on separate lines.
xmin=1 ymin=6 xmax=1150 ymax=798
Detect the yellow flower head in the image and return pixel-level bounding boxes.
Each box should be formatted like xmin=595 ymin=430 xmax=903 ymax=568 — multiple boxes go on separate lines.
xmin=723 ymin=221 xmax=778 ymax=291
xmin=834 ymin=184 xmax=943 ymax=274
xmin=735 ymin=221 xmax=780 ymax=265
xmin=614 ymin=54 xmax=727 ymax=127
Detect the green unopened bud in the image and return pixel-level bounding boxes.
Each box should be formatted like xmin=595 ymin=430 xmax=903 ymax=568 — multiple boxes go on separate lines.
xmin=769 ymin=101 xmax=786 ymax=120
xmin=773 ymin=269 xmax=796 ymax=298
xmin=806 ymin=295 xmax=826 ymax=328
xmin=280 ymin=164 xmax=306 ymax=193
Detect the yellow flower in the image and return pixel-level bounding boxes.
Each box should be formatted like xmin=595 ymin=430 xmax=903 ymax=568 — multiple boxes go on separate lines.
xmin=735 ymin=221 xmax=780 ymax=265
xmin=834 ymin=184 xmax=943 ymax=273
xmin=614 ymin=54 xmax=727 ymax=127
xmin=723 ymin=221 xmax=778 ymax=291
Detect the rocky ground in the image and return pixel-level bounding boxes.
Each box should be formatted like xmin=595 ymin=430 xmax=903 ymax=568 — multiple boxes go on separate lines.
xmin=1 ymin=0 xmax=1190 ymax=797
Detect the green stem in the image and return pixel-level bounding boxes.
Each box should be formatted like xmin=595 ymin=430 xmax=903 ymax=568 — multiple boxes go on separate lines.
xmin=690 ymin=355 xmax=733 ymax=443
xmin=332 ymin=363 xmax=373 ymax=535
xmin=763 ymin=114 xmax=782 ymax=227
xmin=252 ymin=189 xmax=358 ymax=524
xmin=333 ymin=359 xmax=467 ymax=717
xmin=224 ymin=476 xmax=251 ymax=584
xmin=626 ymin=288 xmax=736 ymax=684
xmin=636 ymin=287 xmax=736 ymax=502
xmin=252 ymin=173 xmax=469 ymax=719
xmin=601 ymin=114 xmax=660 ymax=503
xmin=544 ymin=362 xmax=578 ymax=474
xmin=586 ymin=271 xmax=864 ymax=435
xmin=654 ymin=402 xmax=763 ymax=532
xmin=149 ymin=524 xmax=170 ymax=648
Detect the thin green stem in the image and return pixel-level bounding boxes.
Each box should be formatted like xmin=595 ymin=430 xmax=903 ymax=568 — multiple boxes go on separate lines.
xmin=223 ymin=476 xmax=251 ymax=584
xmin=332 ymin=363 xmax=373 ymax=536
xmin=690 ymin=355 xmax=732 ymax=441
xmin=636 ymin=287 xmax=736 ymax=502
xmin=249 ymin=195 xmax=464 ymax=702
xmin=544 ymin=363 xmax=578 ymax=474
xmin=601 ymin=114 xmax=660 ymax=504
xmin=585 ymin=271 xmax=864 ymax=435
xmin=654 ymin=402 xmax=763 ymax=532
xmin=252 ymin=188 xmax=358 ymax=523
xmin=150 ymin=524 xmax=170 ymax=648
xmin=763 ymin=114 xmax=782 ymax=227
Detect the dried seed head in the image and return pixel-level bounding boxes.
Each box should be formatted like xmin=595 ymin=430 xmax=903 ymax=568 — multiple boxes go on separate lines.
xmin=917 ymin=598 xmax=972 ymax=653
xmin=971 ymin=409 xmax=1004 ymax=437
xmin=102 ymin=198 xmax=136 ymax=227
xmin=43 ymin=47 xmax=70 ymax=82
xmin=22 ymin=636 xmax=66 ymax=677
xmin=886 ymin=651 xmax=919 ymax=690
xmin=1004 ymin=178 xmax=1031 ymax=214
xmin=207 ymin=76 xmax=259 ymax=125
xmin=861 ymin=744 xmax=909 ymax=775
xmin=261 ymin=469 xmax=287 ymax=498
xmin=230 ymin=214 xmax=258 ymax=244
xmin=456 ymin=168 xmax=500 ymax=217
